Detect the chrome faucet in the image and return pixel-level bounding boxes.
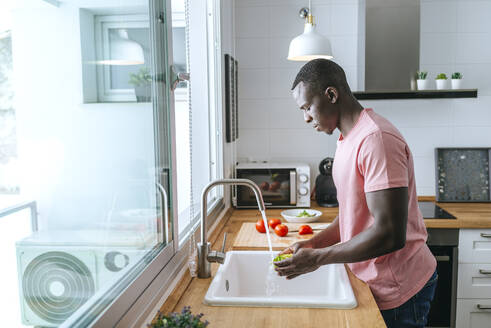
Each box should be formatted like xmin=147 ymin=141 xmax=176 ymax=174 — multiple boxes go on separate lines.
xmin=197 ymin=178 xmax=266 ymax=278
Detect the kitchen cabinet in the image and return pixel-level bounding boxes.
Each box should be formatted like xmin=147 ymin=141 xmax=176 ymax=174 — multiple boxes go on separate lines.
xmin=457 ymin=229 xmax=491 ymax=327
xmin=456 ymin=299 xmax=491 ymax=328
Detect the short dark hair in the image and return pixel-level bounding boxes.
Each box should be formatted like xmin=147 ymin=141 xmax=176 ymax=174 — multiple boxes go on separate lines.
xmin=291 ymin=59 xmax=351 ymax=95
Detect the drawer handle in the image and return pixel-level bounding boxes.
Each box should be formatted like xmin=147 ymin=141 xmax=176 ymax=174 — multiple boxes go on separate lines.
xmin=481 ymin=233 xmax=491 ymax=238
xmin=435 ymin=255 xmax=450 ymax=262
xmin=480 ymin=269 xmax=491 ymax=275
xmin=477 ymin=304 xmax=491 ymax=310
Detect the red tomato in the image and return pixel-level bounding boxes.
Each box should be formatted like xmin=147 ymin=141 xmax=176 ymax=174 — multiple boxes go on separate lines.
xmin=255 ymin=219 xmax=266 ymax=233
xmin=268 ymin=218 xmax=281 ymax=229
xmin=269 ymin=181 xmax=281 ymax=191
xmin=274 ymin=224 xmax=289 ymax=237
xmin=298 ymin=225 xmax=313 ymax=235
xmin=260 ymin=181 xmax=269 ymax=191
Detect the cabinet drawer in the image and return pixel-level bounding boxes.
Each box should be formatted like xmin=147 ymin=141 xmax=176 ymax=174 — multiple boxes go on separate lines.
xmin=456 ymin=299 xmax=491 ymax=328
xmin=459 ymin=229 xmax=491 ymax=264
xmin=458 ymin=264 xmax=491 ymax=298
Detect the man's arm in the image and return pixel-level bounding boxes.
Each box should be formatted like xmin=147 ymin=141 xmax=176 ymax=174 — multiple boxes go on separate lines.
xmin=279 ymin=216 xmax=340 ymax=255
xmin=316 ymin=187 xmax=408 ymax=264
xmin=275 ymin=187 xmax=408 ymax=279
xmin=307 ymin=215 xmax=340 ymax=248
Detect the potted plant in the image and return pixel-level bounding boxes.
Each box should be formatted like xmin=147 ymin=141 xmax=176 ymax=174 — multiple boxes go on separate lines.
xmin=435 ymin=73 xmax=448 ymax=90
xmin=149 ymin=306 xmax=209 ymax=328
xmin=129 ymin=67 xmax=152 ymax=102
xmin=451 ymin=72 xmax=463 ymax=89
xmin=416 ymin=71 xmax=429 ymax=90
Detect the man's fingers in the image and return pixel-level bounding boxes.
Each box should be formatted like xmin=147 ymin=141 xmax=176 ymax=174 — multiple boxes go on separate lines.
xmin=286 ymin=273 xmax=302 ymax=280
xmin=273 ymin=257 xmax=293 ymax=267
xmin=275 ymin=264 xmax=296 ymax=276
xmin=279 ymin=246 xmax=294 ymax=255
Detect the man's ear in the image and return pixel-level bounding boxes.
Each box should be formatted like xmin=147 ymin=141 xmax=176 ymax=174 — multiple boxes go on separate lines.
xmin=324 ymin=87 xmax=338 ymax=104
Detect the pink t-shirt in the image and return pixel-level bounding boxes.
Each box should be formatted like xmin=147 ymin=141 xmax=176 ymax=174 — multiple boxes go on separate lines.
xmin=332 ymin=108 xmax=436 ymax=310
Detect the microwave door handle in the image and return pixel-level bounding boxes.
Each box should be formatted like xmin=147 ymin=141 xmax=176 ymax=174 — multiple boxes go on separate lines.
xmin=290 ymin=171 xmax=296 ymax=205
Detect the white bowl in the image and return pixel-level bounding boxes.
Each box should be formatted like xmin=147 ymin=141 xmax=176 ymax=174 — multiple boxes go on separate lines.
xmin=281 ymin=209 xmax=322 ymax=223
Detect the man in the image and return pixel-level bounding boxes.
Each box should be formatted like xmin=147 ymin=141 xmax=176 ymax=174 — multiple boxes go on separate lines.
xmin=274 ymin=59 xmax=437 ymax=328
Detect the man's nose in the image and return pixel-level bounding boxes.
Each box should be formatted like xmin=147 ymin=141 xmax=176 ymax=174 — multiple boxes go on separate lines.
xmin=304 ymin=111 xmax=312 ymax=123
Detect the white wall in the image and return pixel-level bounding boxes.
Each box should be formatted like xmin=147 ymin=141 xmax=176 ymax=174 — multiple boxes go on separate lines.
xmin=234 ymin=0 xmax=361 ymax=188
xmin=235 ymin=0 xmax=491 ymax=196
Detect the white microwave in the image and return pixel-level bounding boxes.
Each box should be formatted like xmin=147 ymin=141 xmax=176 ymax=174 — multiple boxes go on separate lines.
xmin=234 ymin=162 xmax=310 ymax=208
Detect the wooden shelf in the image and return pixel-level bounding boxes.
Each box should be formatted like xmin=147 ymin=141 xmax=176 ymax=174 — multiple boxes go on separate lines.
xmin=354 ymin=89 xmax=477 ymax=100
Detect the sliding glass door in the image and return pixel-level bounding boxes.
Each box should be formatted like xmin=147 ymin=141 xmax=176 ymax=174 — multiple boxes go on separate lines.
xmin=0 ymin=0 xmax=177 ymax=326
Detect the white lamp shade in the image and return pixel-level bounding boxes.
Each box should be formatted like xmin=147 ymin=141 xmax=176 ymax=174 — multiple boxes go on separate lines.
xmin=287 ymin=23 xmax=333 ymax=61
xmin=98 ymin=29 xmax=145 ymax=66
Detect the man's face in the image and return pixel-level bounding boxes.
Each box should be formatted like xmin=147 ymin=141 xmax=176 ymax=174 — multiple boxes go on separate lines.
xmin=292 ymin=82 xmax=338 ymax=135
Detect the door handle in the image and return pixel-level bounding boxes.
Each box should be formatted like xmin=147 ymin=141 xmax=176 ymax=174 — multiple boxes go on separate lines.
xmin=480 ymin=233 xmax=491 ymax=238
xmin=479 ymin=269 xmax=491 ymax=275
xmin=477 ymin=304 xmax=491 ymax=310
xmin=156 ymin=182 xmax=169 ymax=244
xmin=435 ymin=255 xmax=450 ymax=262
xmin=170 ymin=65 xmax=190 ymax=91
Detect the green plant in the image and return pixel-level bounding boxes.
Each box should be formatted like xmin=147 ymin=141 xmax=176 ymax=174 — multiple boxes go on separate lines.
xmin=149 ymin=306 xmax=209 ymax=328
xmin=129 ymin=67 xmax=152 ymax=87
xmin=435 ymin=73 xmax=448 ymax=80
xmin=451 ymin=72 xmax=463 ymax=79
xmin=416 ymin=71 xmax=428 ymax=80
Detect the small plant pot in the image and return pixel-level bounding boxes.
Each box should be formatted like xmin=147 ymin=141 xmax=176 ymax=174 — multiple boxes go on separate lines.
xmin=134 ymin=85 xmax=152 ymax=102
xmin=451 ymin=79 xmax=463 ymax=89
xmin=417 ymin=79 xmax=430 ymax=90
xmin=436 ymin=79 xmax=448 ymax=90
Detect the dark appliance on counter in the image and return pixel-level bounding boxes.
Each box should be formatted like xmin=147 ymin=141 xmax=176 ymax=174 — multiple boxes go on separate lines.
xmin=315 ymin=157 xmax=338 ymax=207
xmin=419 ymin=201 xmax=457 ymax=328
xmin=435 ymin=148 xmax=491 ymax=202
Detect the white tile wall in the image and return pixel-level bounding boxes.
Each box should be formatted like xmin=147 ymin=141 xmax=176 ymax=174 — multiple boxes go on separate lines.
xmin=238 ymin=68 xmax=269 ymax=98
xmin=237 ymin=129 xmax=270 ymax=159
xmin=457 ymin=1 xmax=491 ymax=33
xmin=235 ymin=6 xmax=269 ymax=38
xmin=420 ymin=34 xmax=456 ymax=65
xmin=236 ymin=38 xmax=269 ymax=69
xmin=420 ymin=1 xmax=457 ymax=33
xmin=269 ymin=68 xmax=300 ymax=98
xmin=269 ymin=129 xmax=331 ymax=158
xmin=234 ymin=0 xmax=491 ymax=195
xmin=268 ymin=98 xmax=309 ymax=129
xmin=330 ymin=3 xmax=359 ymax=35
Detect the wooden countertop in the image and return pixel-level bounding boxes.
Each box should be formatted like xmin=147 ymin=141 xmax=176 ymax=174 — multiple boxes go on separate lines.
xmin=231 ymin=197 xmax=491 ymax=229
xmin=159 ymin=208 xmax=386 ymax=328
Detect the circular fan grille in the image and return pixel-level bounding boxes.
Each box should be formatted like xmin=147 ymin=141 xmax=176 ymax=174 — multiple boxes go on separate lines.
xmin=22 ymin=251 xmax=95 ymax=324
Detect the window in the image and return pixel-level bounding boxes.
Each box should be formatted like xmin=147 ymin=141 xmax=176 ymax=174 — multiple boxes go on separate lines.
xmin=0 ymin=0 xmax=223 ymax=327
xmin=175 ymin=0 xmax=223 ymax=243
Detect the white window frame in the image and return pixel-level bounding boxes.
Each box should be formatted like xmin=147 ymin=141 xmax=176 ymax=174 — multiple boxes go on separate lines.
xmin=94 ymin=14 xmax=148 ymax=102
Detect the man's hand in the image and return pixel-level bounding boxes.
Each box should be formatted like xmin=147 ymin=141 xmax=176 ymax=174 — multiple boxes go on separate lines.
xmin=278 ymin=239 xmax=313 ymax=256
xmin=274 ymin=248 xmax=322 ymax=280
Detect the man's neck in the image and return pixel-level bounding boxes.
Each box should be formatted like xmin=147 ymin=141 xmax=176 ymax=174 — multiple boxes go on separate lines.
xmin=338 ymin=99 xmax=364 ymax=137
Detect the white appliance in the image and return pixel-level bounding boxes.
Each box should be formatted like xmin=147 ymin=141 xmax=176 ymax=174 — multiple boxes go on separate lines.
xmin=235 ymin=162 xmax=310 ymax=208
xmin=16 ymin=230 xmax=155 ymax=327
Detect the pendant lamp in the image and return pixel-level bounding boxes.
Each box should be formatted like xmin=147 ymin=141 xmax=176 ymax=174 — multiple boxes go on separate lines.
xmin=287 ymin=1 xmax=333 ymax=61
xmin=98 ymin=29 xmax=145 ymax=66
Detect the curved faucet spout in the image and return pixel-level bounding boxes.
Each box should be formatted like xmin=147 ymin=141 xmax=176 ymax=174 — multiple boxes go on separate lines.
xmin=201 ymin=178 xmax=265 ymax=244
xmin=197 ymin=178 xmax=265 ymax=278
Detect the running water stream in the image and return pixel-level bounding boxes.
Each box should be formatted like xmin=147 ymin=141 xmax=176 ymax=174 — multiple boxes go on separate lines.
xmin=260 ymin=210 xmax=274 ymax=258
xmin=260 ymin=209 xmax=280 ymax=296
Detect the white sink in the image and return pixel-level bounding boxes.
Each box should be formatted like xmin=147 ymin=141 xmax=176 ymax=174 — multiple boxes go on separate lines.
xmin=204 ymin=251 xmax=357 ymax=309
